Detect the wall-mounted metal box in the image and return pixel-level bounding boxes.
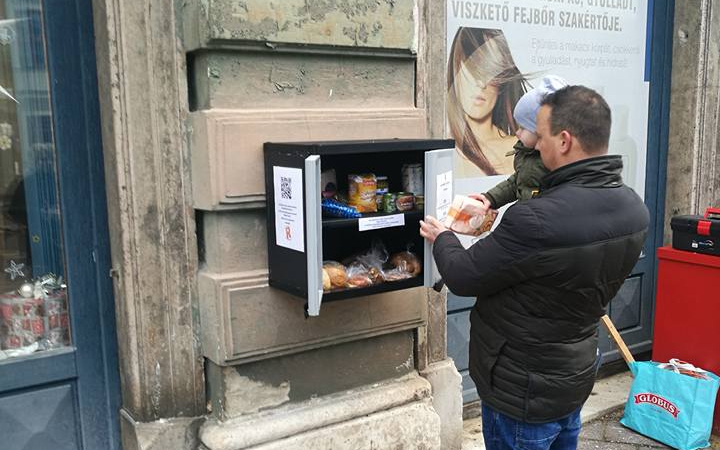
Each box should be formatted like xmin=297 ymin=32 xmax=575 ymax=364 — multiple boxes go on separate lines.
xmin=264 ymin=139 xmax=454 ymax=316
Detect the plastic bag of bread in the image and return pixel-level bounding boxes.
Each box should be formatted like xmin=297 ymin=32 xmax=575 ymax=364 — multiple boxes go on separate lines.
xmin=340 ymin=239 xmax=388 ymax=286
xmin=389 ymin=250 xmax=422 ymax=277
xmin=383 ymin=266 xmax=414 ymax=282
xmin=348 ymin=174 xmax=377 ymax=213
xmin=322 ymin=261 xmax=347 ymax=291
xmin=346 ymin=263 xmax=373 ymax=289
xmin=356 ymin=239 xmax=388 ymax=283
xmin=443 ymin=195 xmax=497 ymax=236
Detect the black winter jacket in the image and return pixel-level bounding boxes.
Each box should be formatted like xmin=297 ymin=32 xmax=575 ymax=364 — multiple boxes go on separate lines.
xmin=433 ymin=155 xmax=649 ymax=423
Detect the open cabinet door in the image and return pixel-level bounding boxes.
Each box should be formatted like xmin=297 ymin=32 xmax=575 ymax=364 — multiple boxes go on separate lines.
xmin=423 ymin=148 xmax=454 ymax=288
xmin=305 ymin=155 xmax=323 ymax=316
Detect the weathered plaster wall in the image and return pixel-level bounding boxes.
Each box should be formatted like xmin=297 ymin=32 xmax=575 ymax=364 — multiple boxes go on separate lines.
xmin=665 ymin=1 xmax=720 ymax=243
xmin=183 ymin=0 xmax=417 ymax=51
xmin=91 ymin=0 xmax=204 ymax=425
xmin=92 ymin=0 xmax=462 ymax=448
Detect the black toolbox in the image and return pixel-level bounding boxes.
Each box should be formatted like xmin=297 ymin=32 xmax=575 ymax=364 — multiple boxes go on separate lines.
xmin=671 ymin=208 xmax=720 ymax=256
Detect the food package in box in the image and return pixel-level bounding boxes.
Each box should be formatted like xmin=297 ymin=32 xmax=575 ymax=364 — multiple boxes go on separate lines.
xmin=348 ymin=174 xmax=377 ymax=213
xmin=443 ymin=195 xmax=497 ymax=236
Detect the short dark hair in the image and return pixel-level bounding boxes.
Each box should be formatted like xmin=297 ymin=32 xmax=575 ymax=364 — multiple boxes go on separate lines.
xmin=540 ymin=85 xmax=611 ymax=154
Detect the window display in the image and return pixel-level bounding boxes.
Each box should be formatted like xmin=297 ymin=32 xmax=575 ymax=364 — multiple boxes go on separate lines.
xmin=0 ymin=1 xmax=70 ymax=359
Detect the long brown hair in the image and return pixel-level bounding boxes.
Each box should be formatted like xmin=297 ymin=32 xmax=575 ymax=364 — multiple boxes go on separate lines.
xmin=447 ymin=28 xmax=529 ymax=175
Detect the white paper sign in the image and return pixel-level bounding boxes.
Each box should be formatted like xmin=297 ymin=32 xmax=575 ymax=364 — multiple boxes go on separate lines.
xmin=436 ymin=170 xmax=453 ymax=220
xmin=358 ymin=214 xmax=405 ymax=232
xmin=273 ymin=166 xmax=304 ymax=252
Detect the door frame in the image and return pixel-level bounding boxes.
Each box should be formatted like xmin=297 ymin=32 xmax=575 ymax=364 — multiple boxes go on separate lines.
xmin=644 ymin=0 xmax=674 ymax=331
xmin=0 ymin=1 xmax=121 ymax=448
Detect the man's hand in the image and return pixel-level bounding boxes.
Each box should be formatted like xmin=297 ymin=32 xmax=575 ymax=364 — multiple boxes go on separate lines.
xmin=420 ymin=215 xmax=448 ymax=244
xmin=468 ymin=193 xmax=492 ymax=216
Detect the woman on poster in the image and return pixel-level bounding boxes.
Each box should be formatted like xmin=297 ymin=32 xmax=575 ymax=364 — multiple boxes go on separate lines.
xmin=447 ymin=27 xmax=530 ymax=176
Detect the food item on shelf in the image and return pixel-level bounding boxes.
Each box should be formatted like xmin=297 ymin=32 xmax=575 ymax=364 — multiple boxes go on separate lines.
xmin=443 ymin=195 xmax=498 ymax=236
xmin=383 ymin=267 xmax=414 ymax=281
xmin=340 ymin=239 xmax=392 ymax=288
xmin=390 ymin=251 xmax=422 ymax=276
xmin=348 ymin=173 xmax=378 ymax=213
xmin=322 ymin=269 xmax=331 ymax=291
xmin=401 ymin=163 xmax=424 ymax=195
xmin=323 ymin=261 xmax=348 ymax=289
xmin=328 ymin=241 xmax=424 ymax=289
xmin=321 ymin=198 xmax=361 ymax=218
xmin=368 ymin=266 xmax=384 ymax=284
xmin=395 ymin=192 xmax=415 ymax=212
xmin=383 ymin=193 xmax=397 ymax=213
xmin=347 ymin=273 xmax=373 ymax=288
xmin=321 ymin=169 xmax=337 ymax=198
xmin=414 ymin=195 xmax=424 ymax=211
xmin=376 ymin=176 xmax=389 ymax=192
xmin=346 ymin=263 xmax=373 ymax=288
xmin=376 ymin=175 xmax=389 ymax=212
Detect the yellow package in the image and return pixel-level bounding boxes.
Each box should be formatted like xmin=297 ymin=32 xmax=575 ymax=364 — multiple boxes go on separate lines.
xmin=348 ymin=174 xmax=377 ymax=213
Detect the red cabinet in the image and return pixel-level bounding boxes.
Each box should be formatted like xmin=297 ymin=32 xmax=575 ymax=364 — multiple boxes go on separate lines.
xmin=653 ymin=246 xmax=720 ymax=434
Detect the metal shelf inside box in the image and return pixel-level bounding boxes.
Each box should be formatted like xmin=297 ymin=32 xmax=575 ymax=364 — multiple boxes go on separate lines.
xmin=322 ymin=210 xmax=424 ymax=229
xmin=322 ymin=276 xmax=423 ymax=301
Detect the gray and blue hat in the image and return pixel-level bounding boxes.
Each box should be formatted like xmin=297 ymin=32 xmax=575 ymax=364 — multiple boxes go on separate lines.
xmin=513 ymin=75 xmax=568 ymax=133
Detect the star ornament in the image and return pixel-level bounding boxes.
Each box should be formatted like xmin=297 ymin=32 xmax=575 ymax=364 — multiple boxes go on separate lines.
xmin=4 ymin=260 xmax=25 ymax=280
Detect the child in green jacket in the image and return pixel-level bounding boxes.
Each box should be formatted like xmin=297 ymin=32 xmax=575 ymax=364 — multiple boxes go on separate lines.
xmin=477 ymin=75 xmax=568 ymax=210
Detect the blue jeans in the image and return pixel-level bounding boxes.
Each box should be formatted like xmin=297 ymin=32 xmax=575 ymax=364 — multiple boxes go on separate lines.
xmin=481 ymin=404 xmax=582 ymax=450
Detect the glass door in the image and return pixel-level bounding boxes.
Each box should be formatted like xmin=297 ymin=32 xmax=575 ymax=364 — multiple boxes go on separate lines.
xmin=0 ymin=0 xmax=69 ymax=361
xmin=0 ymin=1 xmax=120 ymax=448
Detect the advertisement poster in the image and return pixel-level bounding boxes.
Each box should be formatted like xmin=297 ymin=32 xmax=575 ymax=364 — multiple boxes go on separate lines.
xmin=447 ymin=0 xmax=649 ymax=200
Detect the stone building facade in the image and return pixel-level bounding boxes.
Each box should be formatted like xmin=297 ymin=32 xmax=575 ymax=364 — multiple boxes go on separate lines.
xmin=86 ymin=1 xmax=718 ymax=449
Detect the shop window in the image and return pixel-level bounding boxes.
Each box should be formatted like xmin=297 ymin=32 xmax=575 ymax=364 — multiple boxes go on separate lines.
xmin=0 ymin=1 xmax=69 ymax=360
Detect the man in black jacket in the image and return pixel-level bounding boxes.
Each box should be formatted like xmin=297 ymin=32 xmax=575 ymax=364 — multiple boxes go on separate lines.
xmin=420 ymin=86 xmax=649 ymax=450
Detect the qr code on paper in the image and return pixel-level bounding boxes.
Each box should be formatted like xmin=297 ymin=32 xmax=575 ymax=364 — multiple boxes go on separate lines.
xmin=280 ymin=176 xmax=292 ymax=200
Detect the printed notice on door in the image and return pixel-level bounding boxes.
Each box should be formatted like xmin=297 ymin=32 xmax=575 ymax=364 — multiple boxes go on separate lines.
xmin=273 ymin=166 xmax=304 ymax=252
xmin=436 ymin=170 xmax=453 ymax=221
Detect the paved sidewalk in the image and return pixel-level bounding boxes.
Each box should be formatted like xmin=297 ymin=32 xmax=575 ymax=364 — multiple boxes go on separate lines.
xmin=462 ymin=370 xmax=720 ymax=449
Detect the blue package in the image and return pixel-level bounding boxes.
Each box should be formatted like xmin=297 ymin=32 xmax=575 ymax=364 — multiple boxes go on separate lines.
xmin=321 ymin=198 xmax=362 ymax=218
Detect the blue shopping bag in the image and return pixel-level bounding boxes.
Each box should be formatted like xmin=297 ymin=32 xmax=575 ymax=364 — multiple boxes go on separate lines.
xmin=621 ymin=360 xmax=720 ymax=450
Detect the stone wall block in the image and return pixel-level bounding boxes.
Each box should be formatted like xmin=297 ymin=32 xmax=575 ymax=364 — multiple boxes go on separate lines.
xmin=182 ymin=0 xmax=418 ymax=52
xmin=190 ymin=108 xmax=426 ymax=210
xmin=201 ymin=210 xmax=267 ymax=273
xmin=198 ymin=269 xmax=426 ymax=365
xmin=191 ymin=51 xmax=416 ymax=110
xmin=199 ymin=374 xmax=440 ymax=450
xmin=206 ymin=332 xmax=415 ymax=420
xmin=120 ymin=410 xmax=205 ymax=450
xmin=421 ymin=359 xmax=463 ymax=450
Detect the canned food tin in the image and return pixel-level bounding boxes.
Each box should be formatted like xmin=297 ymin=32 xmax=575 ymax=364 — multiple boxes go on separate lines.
xmin=395 ymin=192 xmax=415 ymax=212
xmin=383 ymin=193 xmax=397 ymax=213
xmin=376 ymin=176 xmax=389 ymax=192
xmin=376 ymin=176 xmax=389 ymax=212
xmin=414 ymin=195 xmax=424 ymax=211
